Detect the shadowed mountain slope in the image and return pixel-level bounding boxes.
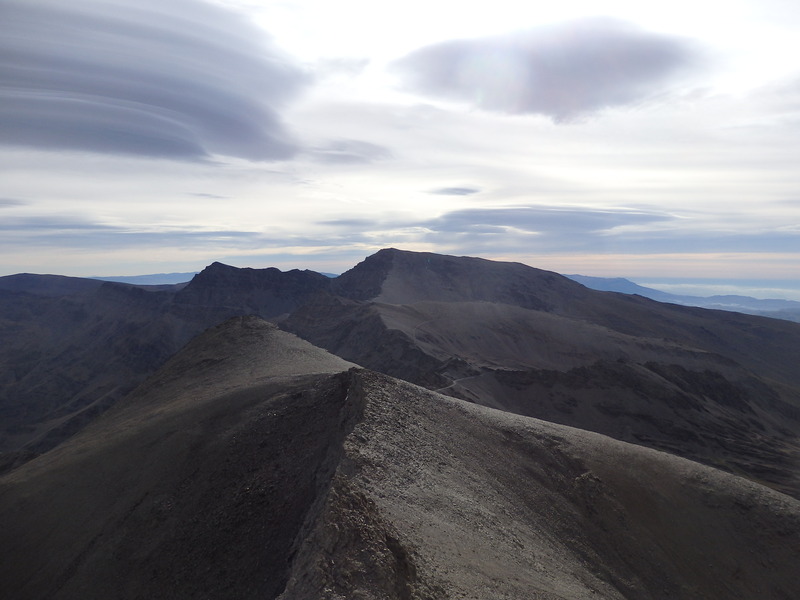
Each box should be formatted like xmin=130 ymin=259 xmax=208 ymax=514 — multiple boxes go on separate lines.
xmin=0 ymin=263 xmax=332 ymax=472
xmin=333 ymin=247 xmax=579 ymax=310
xmin=0 ymin=273 xmax=105 ymax=296
xmin=0 ymin=317 xmax=357 ymax=600
xmin=1 ymin=317 xmax=797 ymax=599
xmin=0 ymin=282 xmax=236 ymax=470
xmin=175 ymin=261 xmax=330 ymax=318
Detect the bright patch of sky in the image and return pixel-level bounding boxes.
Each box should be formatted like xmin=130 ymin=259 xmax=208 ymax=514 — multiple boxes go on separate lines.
xmin=1 ymin=0 xmax=798 ymax=296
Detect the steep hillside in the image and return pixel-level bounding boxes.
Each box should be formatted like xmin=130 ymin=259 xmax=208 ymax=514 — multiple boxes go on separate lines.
xmin=282 ymin=370 xmax=800 ymax=600
xmin=329 ymin=249 xmax=800 ymax=388
xmin=1 ymin=318 xmax=796 ymax=599
xmin=286 ymin=249 xmax=800 ymax=497
xmin=0 ymin=282 xmax=235 ymax=471
xmin=0 ymin=317 xmax=357 ymax=600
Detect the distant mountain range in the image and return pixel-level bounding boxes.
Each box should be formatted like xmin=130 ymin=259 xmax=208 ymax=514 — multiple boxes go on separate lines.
xmin=87 ymin=269 xmax=800 ymax=321
xmin=1 ymin=249 xmax=798 ymax=599
xmin=92 ymin=271 xmax=198 ymax=285
xmin=567 ymin=274 xmax=800 ymax=322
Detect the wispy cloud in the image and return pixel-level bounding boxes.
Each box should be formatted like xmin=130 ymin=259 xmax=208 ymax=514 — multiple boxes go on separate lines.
xmin=423 ymin=205 xmax=673 ymax=234
xmin=393 ymin=18 xmax=697 ymax=121
xmin=0 ymin=0 xmax=310 ymax=160
xmin=312 ymin=204 xmax=799 ymax=257
xmin=0 ymin=198 xmax=26 ymax=208
xmin=307 ymin=139 xmax=393 ymax=164
xmin=428 ymin=187 xmax=481 ymax=196
xmin=189 ymin=193 xmax=229 ymax=200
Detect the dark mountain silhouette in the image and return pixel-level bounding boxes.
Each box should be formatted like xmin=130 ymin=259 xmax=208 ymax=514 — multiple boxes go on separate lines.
xmin=1 ymin=316 xmax=797 ymax=600
xmin=175 ymin=261 xmax=330 ymax=318
xmin=1 ymin=249 xmax=799 ymax=598
xmin=0 ymin=282 xmax=231 ymax=471
xmin=0 ymin=272 xmax=105 ymax=296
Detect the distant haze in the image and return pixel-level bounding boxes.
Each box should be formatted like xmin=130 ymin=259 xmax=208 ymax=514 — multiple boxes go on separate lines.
xmin=634 ymin=279 xmax=800 ymax=302
xmin=92 ymin=272 xmax=198 ymax=285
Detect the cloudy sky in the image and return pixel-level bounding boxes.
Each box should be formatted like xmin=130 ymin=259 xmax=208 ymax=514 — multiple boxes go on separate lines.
xmin=2 ymin=0 xmax=799 ymax=296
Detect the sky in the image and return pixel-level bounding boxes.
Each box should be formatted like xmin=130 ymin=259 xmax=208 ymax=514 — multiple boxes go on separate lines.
xmin=1 ymin=0 xmax=799 ymax=297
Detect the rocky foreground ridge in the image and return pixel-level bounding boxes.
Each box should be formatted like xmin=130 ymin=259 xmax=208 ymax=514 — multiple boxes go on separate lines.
xmin=1 ymin=317 xmax=797 ymax=599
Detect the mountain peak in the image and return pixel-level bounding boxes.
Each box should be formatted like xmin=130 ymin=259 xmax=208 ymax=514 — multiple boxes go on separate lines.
xmin=176 ymin=262 xmax=330 ymax=318
xmin=334 ymin=248 xmax=582 ymax=309
xmin=127 ymin=315 xmax=356 ymax=404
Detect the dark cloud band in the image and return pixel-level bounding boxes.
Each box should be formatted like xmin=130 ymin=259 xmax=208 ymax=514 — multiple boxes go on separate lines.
xmin=393 ymin=18 xmax=696 ymax=120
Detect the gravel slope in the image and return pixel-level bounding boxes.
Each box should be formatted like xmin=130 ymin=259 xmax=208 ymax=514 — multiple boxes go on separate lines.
xmin=282 ymin=370 xmax=800 ymax=599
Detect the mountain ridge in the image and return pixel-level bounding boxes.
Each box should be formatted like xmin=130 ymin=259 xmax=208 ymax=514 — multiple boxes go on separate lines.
xmin=1 ymin=315 xmax=797 ymax=599
xmin=2 ymin=248 xmax=799 ymax=501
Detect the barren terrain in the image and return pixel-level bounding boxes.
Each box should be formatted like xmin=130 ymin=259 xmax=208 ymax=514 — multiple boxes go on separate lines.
xmin=1 ymin=317 xmax=797 ymax=599
xmin=1 ymin=249 xmax=799 ymax=598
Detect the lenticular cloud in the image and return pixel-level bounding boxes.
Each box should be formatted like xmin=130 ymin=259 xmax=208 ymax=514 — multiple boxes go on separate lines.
xmin=0 ymin=0 xmax=309 ymax=160
xmin=393 ymin=18 xmax=696 ymax=121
